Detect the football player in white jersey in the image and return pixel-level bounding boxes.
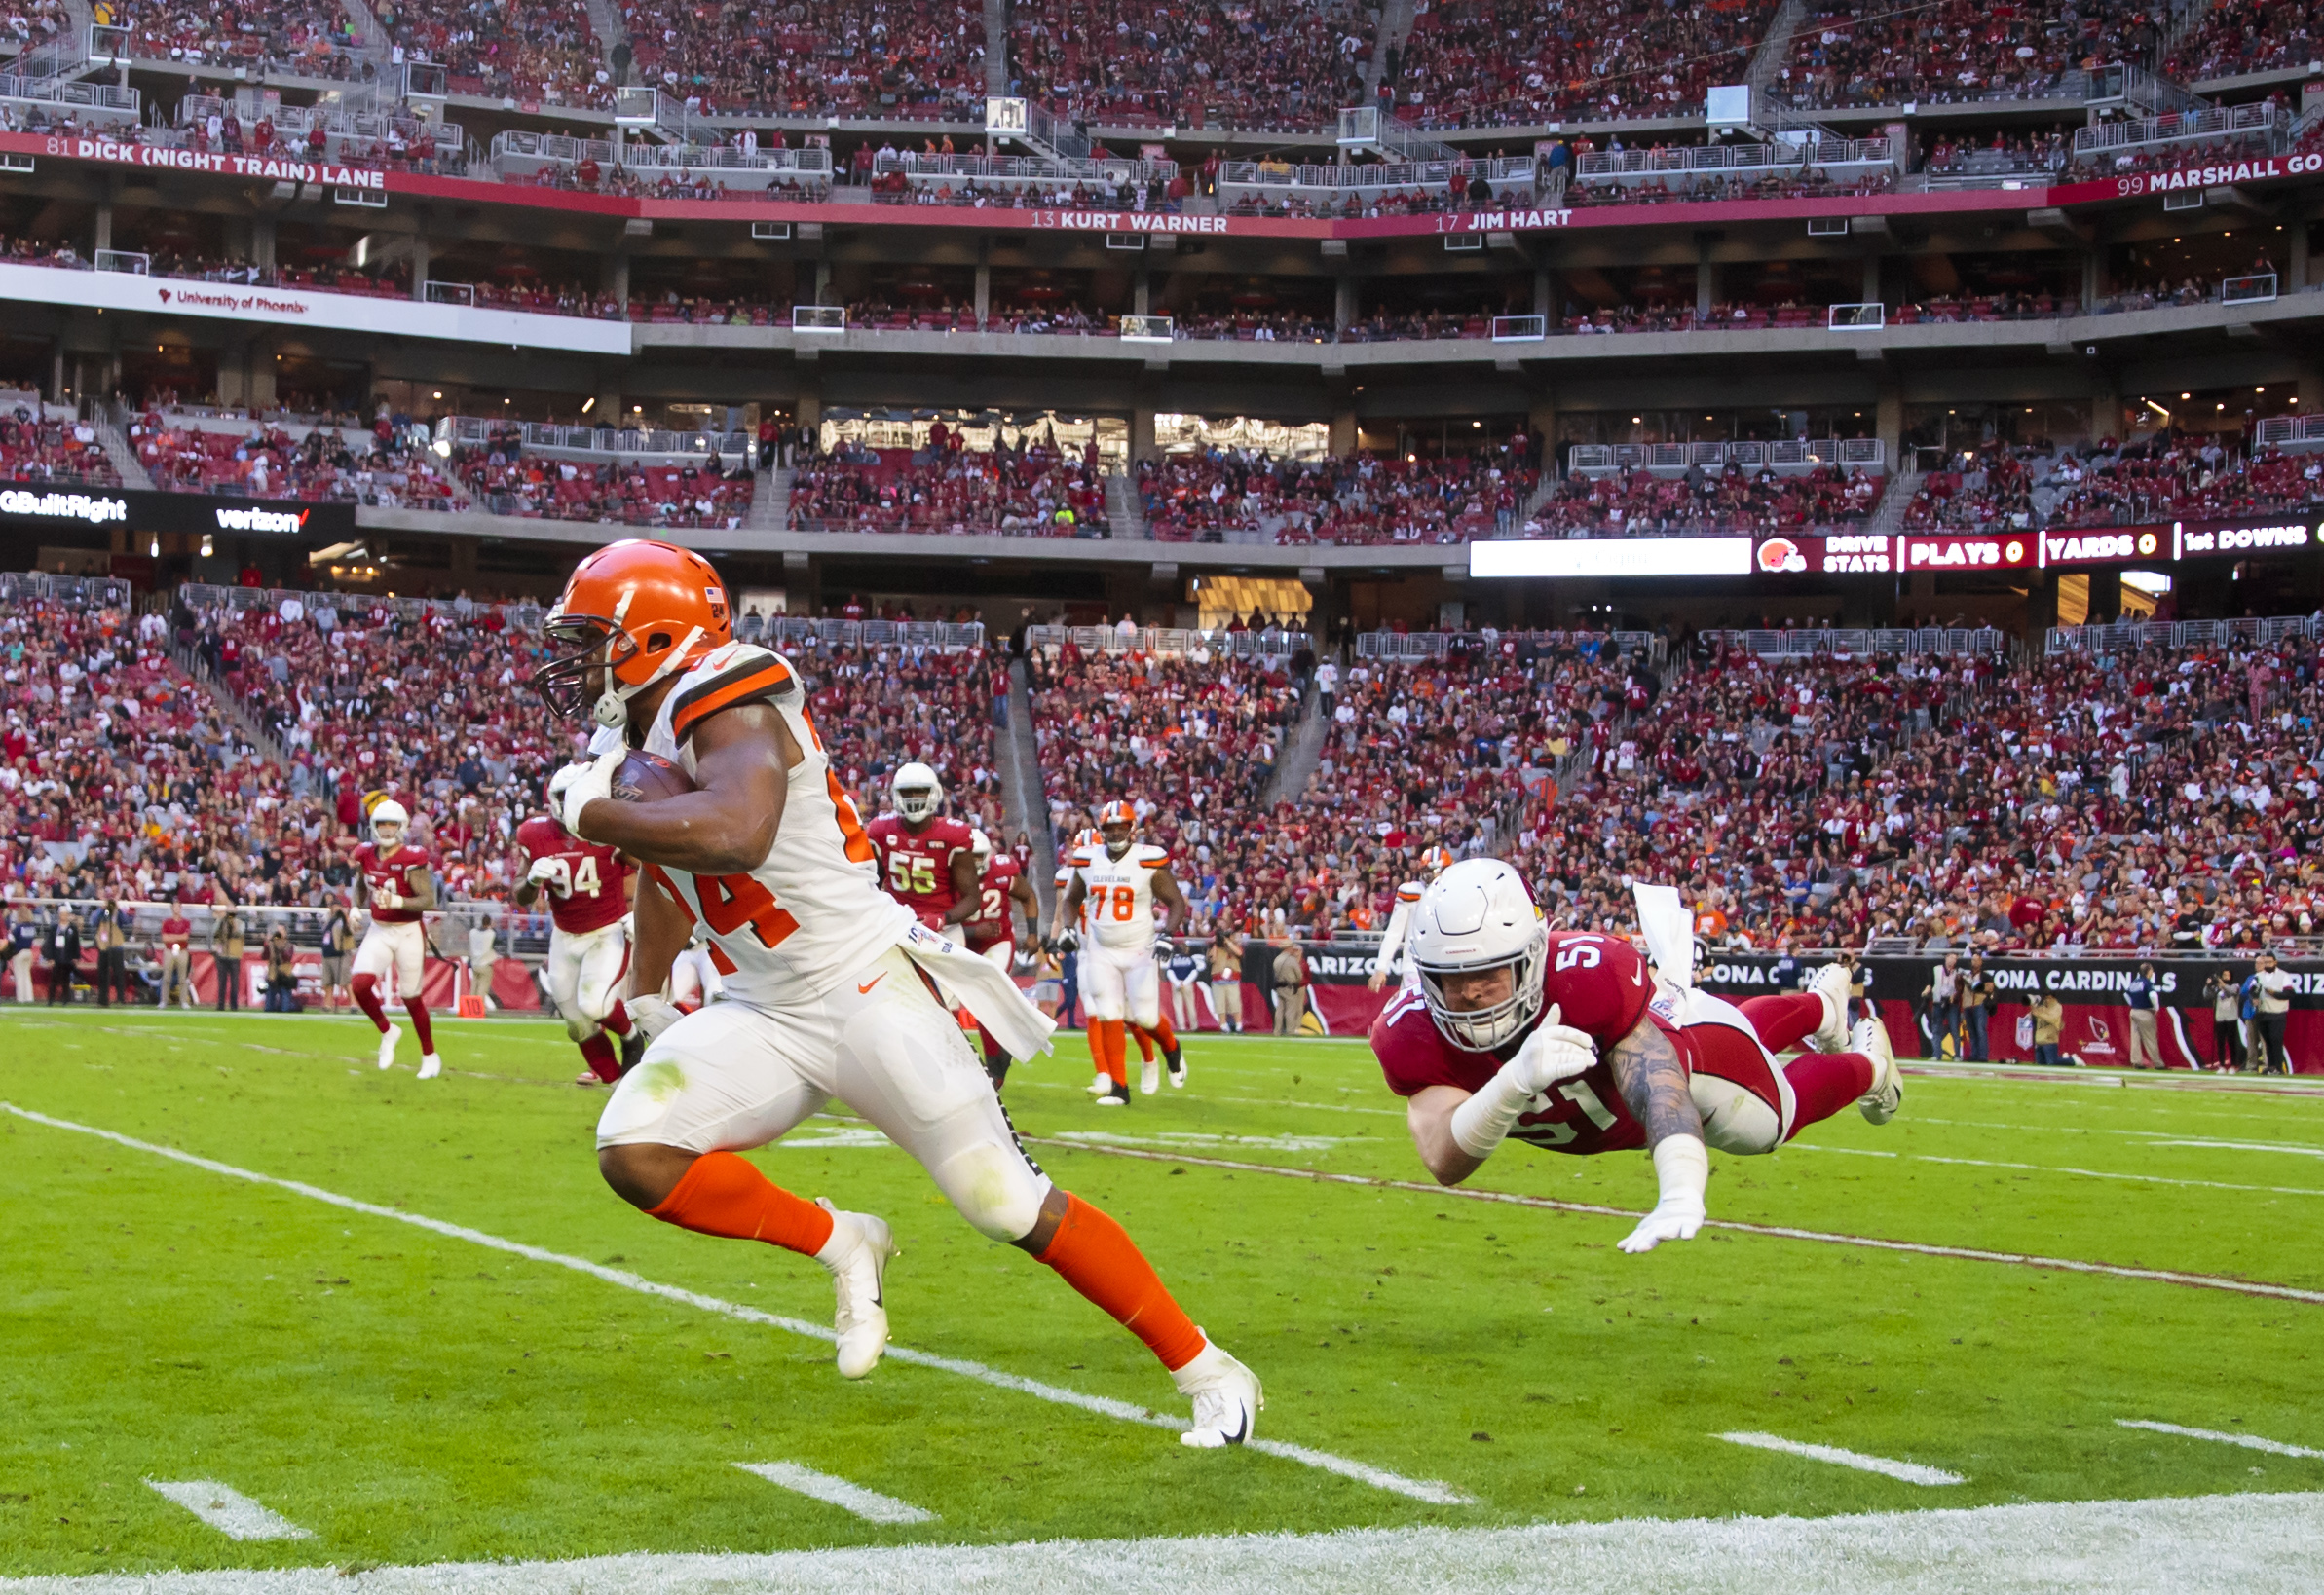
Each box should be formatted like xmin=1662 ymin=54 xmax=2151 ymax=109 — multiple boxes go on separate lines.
xmin=1368 ymin=843 xmax=1455 ymax=993
xmin=1048 ymin=800 xmax=1190 ymax=1102
xmin=535 ymin=539 xmax=1259 ymax=1447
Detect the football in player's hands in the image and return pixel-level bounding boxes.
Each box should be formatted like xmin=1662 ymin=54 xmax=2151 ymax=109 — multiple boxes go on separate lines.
xmin=612 ymin=749 xmax=695 ymax=803
xmin=1510 ymin=1003 xmax=1596 ymax=1094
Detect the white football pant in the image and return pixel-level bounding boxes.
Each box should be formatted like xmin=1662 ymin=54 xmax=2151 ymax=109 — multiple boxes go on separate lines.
xmin=547 ymin=919 xmax=630 ymax=1042
xmin=1081 ymin=943 xmax=1161 ymax=1028
xmin=354 ymin=919 xmax=427 ymax=1002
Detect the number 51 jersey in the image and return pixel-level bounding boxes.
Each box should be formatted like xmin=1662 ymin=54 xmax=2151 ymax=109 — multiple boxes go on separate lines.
xmin=1370 ymin=930 xmax=1658 ymax=1156
xmin=1073 ymin=841 xmax=1170 ymax=954
xmin=639 ymin=642 xmax=916 ymax=1004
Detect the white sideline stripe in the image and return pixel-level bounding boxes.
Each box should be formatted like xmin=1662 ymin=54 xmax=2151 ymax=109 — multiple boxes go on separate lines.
xmin=732 ymin=1463 xmax=935 ymax=1524
xmin=1715 ymin=1432 xmax=1965 ymax=1486
xmin=2118 ymin=1420 xmax=2324 ymax=1460
xmin=9 ymin=1492 xmax=2322 ymax=1595
xmin=1026 ymin=1136 xmax=2324 ymax=1305
xmin=141 ymin=1481 xmax=312 ymax=1541
xmin=1794 ymin=1143 xmax=2324 ymax=1198
xmin=0 ymin=1103 xmax=1463 ymax=1508
xmin=2143 ymin=1139 xmax=2324 ymax=1158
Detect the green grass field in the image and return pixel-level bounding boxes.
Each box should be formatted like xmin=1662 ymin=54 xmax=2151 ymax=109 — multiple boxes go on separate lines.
xmin=2 ymin=1007 xmax=2320 ymax=1583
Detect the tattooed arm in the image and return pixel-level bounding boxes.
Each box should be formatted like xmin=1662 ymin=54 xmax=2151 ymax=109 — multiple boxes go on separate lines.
xmin=1604 ymin=1015 xmax=1710 ymax=1254
xmin=1604 ymin=1016 xmax=1703 ymax=1148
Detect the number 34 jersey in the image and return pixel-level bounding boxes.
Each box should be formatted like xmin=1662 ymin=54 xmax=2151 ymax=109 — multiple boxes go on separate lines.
xmin=1072 ymin=842 xmax=1171 ymax=954
xmin=514 ymin=815 xmax=633 ymax=936
xmin=639 ymin=642 xmax=916 ymax=1005
xmin=1370 ymin=930 xmax=1664 ymax=1156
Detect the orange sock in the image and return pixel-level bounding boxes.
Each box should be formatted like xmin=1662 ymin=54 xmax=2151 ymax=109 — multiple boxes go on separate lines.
xmin=1036 ymin=1192 xmax=1206 ymax=1371
xmin=1103 ymin=1020 xmax=1130 ymax=1086
xmin=1130 ymin=1023 xmax=1156 ymax=1062
xmin=647 ymin=1150 xmax=834 ymax=1255
xmin=1147 ymin=1014 xmax=1178 ymax=1052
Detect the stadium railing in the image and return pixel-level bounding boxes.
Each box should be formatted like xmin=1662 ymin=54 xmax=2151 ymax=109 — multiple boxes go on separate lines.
xmin=1567 ymin=439 xmax=1884 ymax=476
xmin=176 ymin=581 xmax=545 ymax=632
xmin=434 ymin=417 xmax=754 ymax=460
xmin=1698 ymin=626 xmax=2009 ymax=657
xmin=748 ymin=616 xmax=987 ymax=652
xmin=0 ymin=571 xmax=133 ymax=608
xmin=2043 ymin=613 xmax=2319 ymax=654
xmin=1024 ymin=623 xmax=1310 ymax=659
xmin=1353 ymin=626 xmax=1668 ymax=664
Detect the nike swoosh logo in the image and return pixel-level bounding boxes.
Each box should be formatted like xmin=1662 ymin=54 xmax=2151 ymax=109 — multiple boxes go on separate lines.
xmin=858 ymin=974 xmax=886 ymax=994
xmin=1224 ymin=1405 xmax=1249 ymax=1443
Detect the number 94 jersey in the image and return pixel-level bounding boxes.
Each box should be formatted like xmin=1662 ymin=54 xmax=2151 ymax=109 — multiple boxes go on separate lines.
xmin=1370 ymin=931 xmax=1657 ymax=1156
xmin=1073 ymin=842 xmax=1171 ymax=954
xmin=514 ymin=815 xmax=632 ymax=936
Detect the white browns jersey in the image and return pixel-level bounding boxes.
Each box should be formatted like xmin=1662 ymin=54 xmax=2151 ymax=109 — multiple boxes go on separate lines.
xmin=1072 ymin=841 xmax=1171 ymax=952
xmin=1370 ymin=878 xmax=1426 ymax=982
xmin=640 ymin=642 xmax=915 ymax=1004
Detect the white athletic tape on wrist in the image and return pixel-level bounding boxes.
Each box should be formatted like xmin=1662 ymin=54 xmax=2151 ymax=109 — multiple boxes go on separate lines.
xmin=1651 ymin=1133 xmax=1710 ymax=1210
xmin=1449 ymin=1063 xmax=1539 ymax=1161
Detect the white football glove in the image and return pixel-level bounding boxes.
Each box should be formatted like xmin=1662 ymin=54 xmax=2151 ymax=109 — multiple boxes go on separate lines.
xmin=373 ymin=886 xmax=403 ymax=910
xmin=548 ymin=747 xmax=624 ymax=835
xmin=526 ymin=855 xmax=573 ymax=896
xmin=625 ymin=992 xmax=681 ymax=1046
xmin=1508 ymin=1002 xmax=1596 ymax=1094
xmin=1620 ymin=1135 xmax=1709 ymax=1254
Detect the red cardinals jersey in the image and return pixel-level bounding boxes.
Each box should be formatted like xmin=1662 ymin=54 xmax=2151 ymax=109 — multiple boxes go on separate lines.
xmin=866 ymin=814 xmax=973 ymax=928
xmin=1370 ymin=930 xmax=1659 ymax=1157
xmin=515 ymin=814 xmax=633 ymax=935
xmin=352 ymin=842 xmax=433 ymax=925
xmin=963 ymin=854 xmax=1024 ymax=950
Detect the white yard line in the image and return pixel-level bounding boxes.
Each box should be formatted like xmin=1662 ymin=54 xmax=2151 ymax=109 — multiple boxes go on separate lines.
xmin=2117 ymin=1421 xmax=2324 ymax=1460
xmin=1023 ymin=1137 xmax=2324 ymax=1305
xmin=7 ymin=1492 xmax=2322 ymax=1595
xmin=0 ymin=1102 xmax=1463 ymax=1508
xmin=1714 ymin=1432 xmax=1965 ymax=1486
xmin=141 ymin=1482 xmax=312 ymax=1541
xmin=732 ymin=1463 xmax=936 ymax=1524
xmin=2141 ymin=1139 xmax=2324 ymax=1158
xmin=1791 ymin=1143 xmax=2324 ymax=1199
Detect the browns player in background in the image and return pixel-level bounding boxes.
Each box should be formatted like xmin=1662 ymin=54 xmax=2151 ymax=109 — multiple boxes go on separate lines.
xmin=348 ymin=795 xmax=445 ymax=1079
xmin=515 ymin=807 xmax=641 ymax=1086
xmin=866 ymin=761 xmax=979 ymax=937
xmin=962 ymin=828 xmax=1039 ymax=1085
xmin=1374 ymin=860 xmax=1899 ymax=1252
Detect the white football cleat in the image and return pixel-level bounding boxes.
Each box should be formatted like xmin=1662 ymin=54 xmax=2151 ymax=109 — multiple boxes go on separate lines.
xmin=1141 ymin=1057 xmax=1161 ymax=1096
xmin=416 ymin=1053 xmax=443 ymax=1081
xmin=1094 ymin=1084 xmax=1130 ymax=1107
xmin=1085 ymin=1072 xmax=1112 ymax=1096
xmin=1806 ymin=963 xmax=1855 ymax=1052
xmin=1175 ymin=1335 xmax=1262 ymax=1448
xmin=375 ymin=1024 xmax=401 ymax=1070
xmin=1853 ymin=1017 xmax=1901 ymax=1125
xmin=815 ymin=1199 xmax=896 ymax=1379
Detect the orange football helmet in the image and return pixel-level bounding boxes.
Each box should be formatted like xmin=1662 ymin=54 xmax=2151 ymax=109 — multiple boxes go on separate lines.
xmin=1098 ymin=799 xmax=1136 ymax=828
xmin=535 ymin=539 xmax=731 ymax=727
xmin=1420 ymin=843 xmax=1455 ymax=877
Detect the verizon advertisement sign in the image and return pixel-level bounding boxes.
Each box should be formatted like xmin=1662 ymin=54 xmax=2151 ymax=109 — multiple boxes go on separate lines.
xmin=0 ymin=486 xmax=355 ymax=538
xmin=0 ymin=262 xmax=632 ymax=354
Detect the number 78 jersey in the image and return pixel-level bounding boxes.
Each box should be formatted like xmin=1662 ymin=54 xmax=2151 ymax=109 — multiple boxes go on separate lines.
xmin=640 ymin=642 xmax=917 ymax=1003
xmin=1072 ymin=841 xmax=1171 ymax=953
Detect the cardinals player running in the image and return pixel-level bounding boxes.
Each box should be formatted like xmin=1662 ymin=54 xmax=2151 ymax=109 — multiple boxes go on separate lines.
xmin=866 ymin=763 xmax=979 ymax=935
xmin=533 ymin=538 xmax=1260 ymax=1446
xmin=1049 ymin=801 xmax=1188 ymax=1102
xmin=963 ymin=829 xmax=1039 ymax=1086
xmin=514 ymin=810 xmax=641 ymax=1086
xmin=1367 ymin=843 xmax=1455 ymax=993
xmin=349 ymin=797 xmax=444 ymax=1079
xmin=1372 ymin=859 xmax=1899 ymax=1252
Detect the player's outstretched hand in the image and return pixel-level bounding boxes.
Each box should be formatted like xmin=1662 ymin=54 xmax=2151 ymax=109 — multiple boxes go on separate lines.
xmin=1366 ymin=970 xmax=1387 ymax=992
xmin=1510 ymin=1003 xmax=1596 ymax=1094
xmin=549 ymin=748 xmax=624 ymax=835
xmin=1619 ymin=1195 xmax=1706 ymax=1253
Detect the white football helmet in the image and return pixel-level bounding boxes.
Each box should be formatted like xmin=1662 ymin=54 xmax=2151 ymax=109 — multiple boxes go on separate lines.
xmin=368 ymin=798 xmax=410 ymax=851
xmin=1408 ymin=857 xmax=1547 ymax=1052
xmin=892 ymin=761 xmax=943 ymax=823
xmin=970 ymin=828 xmax=993 ymax=871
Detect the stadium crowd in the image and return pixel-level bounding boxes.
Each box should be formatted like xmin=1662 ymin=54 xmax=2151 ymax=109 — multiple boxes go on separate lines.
xmin=377 ymin=0 xmax=613 ymax=105
xmin=786 ymin=429 xmax=1109 ymax=535
xmin=1388 ymin=0 xmax=1777 ymax=126
xmin=1775 ymin=0 xmax=2161 ymax=108
xmin=1009 ymin=0 xmax=1372 ymax=130
xmin=452 ymin=437 xmax=754 ymax=530
xmin=131 ymin=413 xmax=463 ymax=511
xmin=618 ymin=0 xmax=987 ymax=119
xmin=1137 ymin=446 xmax=1541 ymax=544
